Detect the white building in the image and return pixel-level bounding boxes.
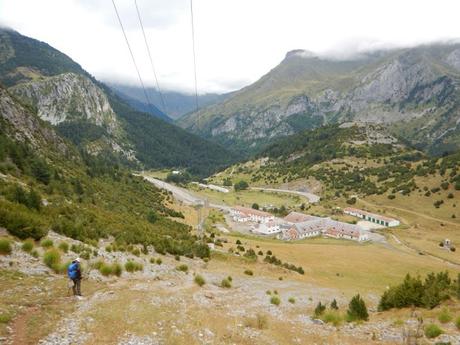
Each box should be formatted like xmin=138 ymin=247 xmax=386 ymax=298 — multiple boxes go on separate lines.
xmin=252 ymin=221 xmax=281 ymax=235
xmin=344 ymin=207 xmax=400 ymax=227
xmin=230 ymin=206 xmax=274 ymax=223
xmin=279 ymin=215 xmax=368 ymax=242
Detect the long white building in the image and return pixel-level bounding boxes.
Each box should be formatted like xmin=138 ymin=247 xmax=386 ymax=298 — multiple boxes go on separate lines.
xmin=344 ymin=207 xmax=400 ymax=227
xmin=230 ymin=206 xmax=275 ymax=223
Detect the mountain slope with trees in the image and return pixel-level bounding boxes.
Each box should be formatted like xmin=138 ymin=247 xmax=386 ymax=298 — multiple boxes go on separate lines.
xmin=0 ymin=27 xmax=238 ymax=177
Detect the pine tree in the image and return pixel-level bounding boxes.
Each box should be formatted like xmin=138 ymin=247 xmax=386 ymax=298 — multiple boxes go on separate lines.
xmin=330 ymin=298 xmax=339 ymax=310
xmin=314 ymin=302 xmax=326 ymax=317
xmin=347 ymin=294 xmax=369 ymax=321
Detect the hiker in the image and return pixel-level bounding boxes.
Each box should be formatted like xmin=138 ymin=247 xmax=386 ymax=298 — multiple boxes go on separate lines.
xmin=67 ymin=258 xmax=82 ymax=297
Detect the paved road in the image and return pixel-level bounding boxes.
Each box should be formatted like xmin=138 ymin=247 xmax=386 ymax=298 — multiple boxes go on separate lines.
xmin=140 ymin=175 xmax=231 ymax=211
xmin=142 ymin=176 xmax=203 ymax=205
xmin=250 ymin=187 xmax=320 ymax=203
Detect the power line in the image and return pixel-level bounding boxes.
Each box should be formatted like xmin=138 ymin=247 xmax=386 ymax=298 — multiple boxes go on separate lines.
xmin=111 ymin=0 xmax=156 ymax=116
xmin=134 ymin=0 xmax=167 ymax=115
xmin=190 ymin=0 xmax=199 ymax=113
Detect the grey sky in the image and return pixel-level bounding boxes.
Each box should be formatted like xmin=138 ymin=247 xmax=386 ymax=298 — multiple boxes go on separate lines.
xmin=1 ymin=0 xmax=460 ymax=94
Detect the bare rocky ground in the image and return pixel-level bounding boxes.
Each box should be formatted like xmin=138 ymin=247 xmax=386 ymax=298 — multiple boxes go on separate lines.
xmin=1 ymin=233 xmax=460 ymax=345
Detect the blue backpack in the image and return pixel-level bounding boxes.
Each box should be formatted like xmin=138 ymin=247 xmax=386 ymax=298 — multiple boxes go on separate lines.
xmin=67 ymin=262 xmax=79 ymax=279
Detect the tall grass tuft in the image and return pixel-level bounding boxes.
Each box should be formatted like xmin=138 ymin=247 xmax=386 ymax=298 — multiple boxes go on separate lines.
xmin=43 ymin=249 xmax=61 ymax=272
xmin=40 ymin=238 xmax=53 ymax=248
xmin=270 ymin=296 xmax=281 ymax=306
xmin=21 ymin=239 xmax=34 ymax=253
xmin=221 ymin=278 xmax=232 ymax=288
xmin=0 ymin=239 xmax=12 ymax=255
xmin=424 ymin=324 xmax=443 ymax=339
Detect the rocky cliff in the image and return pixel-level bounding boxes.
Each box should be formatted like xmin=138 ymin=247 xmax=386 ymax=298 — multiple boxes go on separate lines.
xmin=9 ymin=73 xmax=136 ymax=160
xmin=179 ymin=44 xmax=460 ymax=154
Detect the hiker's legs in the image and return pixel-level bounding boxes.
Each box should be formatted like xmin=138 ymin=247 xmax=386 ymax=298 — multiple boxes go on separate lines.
xmin=72 ymin=279 xmax=78 ymax=295
xmin=76 ymin=279 xmax=81 ymax=296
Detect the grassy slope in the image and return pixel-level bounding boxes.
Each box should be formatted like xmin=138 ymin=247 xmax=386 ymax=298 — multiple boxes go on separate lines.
xmin=205 ymin=125 xmax=460 ymax=266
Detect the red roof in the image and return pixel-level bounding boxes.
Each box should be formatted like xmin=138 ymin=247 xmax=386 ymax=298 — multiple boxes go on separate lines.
xmin=284 ymin=212 xmax=319 ymax=223
xmin=233 ymin=206 xmax=273 ymax=218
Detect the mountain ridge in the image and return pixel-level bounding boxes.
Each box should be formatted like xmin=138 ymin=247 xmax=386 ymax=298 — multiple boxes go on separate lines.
xmin=178 ymin=42 xmax=460 ymax=155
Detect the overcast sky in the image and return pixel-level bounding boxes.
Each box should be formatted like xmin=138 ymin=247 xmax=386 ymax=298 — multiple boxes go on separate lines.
xmin=1 ymin=0 xmax=460 ymax=94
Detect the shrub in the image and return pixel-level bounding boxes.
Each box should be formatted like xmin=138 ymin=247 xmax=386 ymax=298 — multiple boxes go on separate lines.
xmin=221 ymin=278 xmax=232 ymax=288
xmin=112 ymin=263 xmax=123 ymax=277
xmin=131 ymin=248 xmax=140 ymax=257
xmin=40 ymin=239 xmax=53 ymax=248
xmin=156 ymin=258 xmax=162 ymax=265
xmin=149 ymin=257 xmax=156 ymax=264
xmin=346 ymin=197 xmax=357 ymax=205
xmin=176 ymin=264 xmax=188 ymax=273
xmin=125 ymin=260 xmax=143 ymax=273
xmin=424 ymin=324 xmax=443 ymax=339
xmin=270 ymin=296 xmax=280 ymax=306
xmin=437 ymin=308 xmax=453 ymax=323
xmin=0 ymin=201 xmax=47 ymax=239
xmin=80 ymin=251 xmax=90 ymax=260
xmin=43 ymin=249 xmax=61 ymax=271
xmin=288 ymin=297 xmax=295 ymax=304
xmin=322 ymin=311 xmax=342 ymax=327
xmin=21 ymin=239 xmax=34 ymax=252
xmin=194 ymin=274 xmax=206 ymax=286
xmin=254 ymin=314 xmax=268 ymax=329
xmin=174 ymin=255 xmax=180 ymax=261
xmin=448 ymin=193 xmax=454 ymax=199
xmin=70 ymin=244 xmax=81 ymax=253
xmin=347 ymin=294 xmax=369 ymax=321
xmin=387 ymin=194 xmax=396 ymax=200
xmin=244 ymin=269 xmax=253 ymax=276
xmin=455 ymin=316 xmax=460 ymax=330
xmin=234 ymin=180 xmax=249 ymax=191
xmin=56 ymin=261 xmax=71 ymax=275
xmin=99 ymin=263 xmax=113 ymax=276
xmin=105 ymin=245 xmax=112 ymax=252
xmin=58 ymin=242 xmax=69 ymax=253
xmin=92 ymin=260 xmax=104 ymax=270
xmin=0 ymin=313 xmax=12 ymax=324
xmin=31 ymin=250 xmax=39 ymax=258
xmin=0 ymin=239 xmax=12 ymax=255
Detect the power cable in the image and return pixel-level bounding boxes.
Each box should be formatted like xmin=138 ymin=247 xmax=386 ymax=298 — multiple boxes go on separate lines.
xmin=111 ymin=0 xmax=156 ymax=116
xmin=134 ymin=0 xmax=167 ymax=114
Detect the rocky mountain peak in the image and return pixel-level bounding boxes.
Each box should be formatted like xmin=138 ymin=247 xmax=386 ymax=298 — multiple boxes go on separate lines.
xmin=284 ymin=49 xmax=317 ymax=60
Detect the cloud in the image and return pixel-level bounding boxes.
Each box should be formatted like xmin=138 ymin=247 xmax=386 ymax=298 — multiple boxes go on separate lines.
xmin=1 ymin=0 xmax=460 ymax=94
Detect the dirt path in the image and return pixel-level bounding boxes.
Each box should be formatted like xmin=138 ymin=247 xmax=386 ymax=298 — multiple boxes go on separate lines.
xmin=11 ymin=306 xmax=40 ymax=345
xmin=389 ymin=233 xmax=460 ymax=268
